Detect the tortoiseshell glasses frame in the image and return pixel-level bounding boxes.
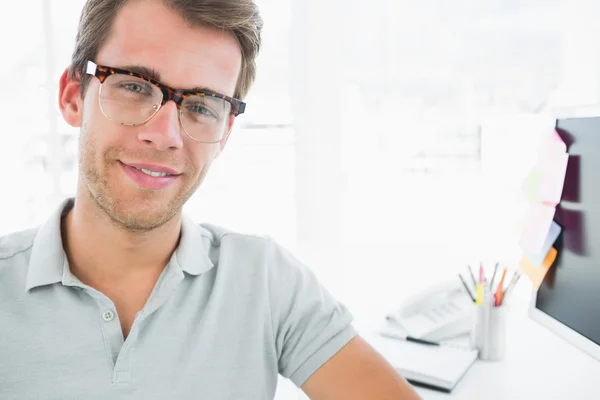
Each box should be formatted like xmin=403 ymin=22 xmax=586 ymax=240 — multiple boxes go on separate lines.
xmin=84 ymin=61 xmax=246 ymax=143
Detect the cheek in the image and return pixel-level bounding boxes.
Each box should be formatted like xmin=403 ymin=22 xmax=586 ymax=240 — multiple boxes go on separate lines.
xmin=81 ymin=101 xmax=132 ymax=157
xmin=190 ymin=143 xmax=220 ymax=168
xmin=185 ymin=144 xmax=221 ymax=183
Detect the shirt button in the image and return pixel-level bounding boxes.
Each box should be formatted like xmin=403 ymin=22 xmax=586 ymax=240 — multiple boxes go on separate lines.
xmin=102 ymin=310 xmax=115 ymax=322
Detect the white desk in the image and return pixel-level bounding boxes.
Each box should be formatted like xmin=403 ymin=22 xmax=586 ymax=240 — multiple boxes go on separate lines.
xmin=404 ymin=309 xmax=600 ymax=400
xmin=333 ymin=258 xmax=600 ymax=400
xmin=275 ymin=268 xmax=600 ymax=400
xmin=275 ymin=306 xmax=600 ymax=400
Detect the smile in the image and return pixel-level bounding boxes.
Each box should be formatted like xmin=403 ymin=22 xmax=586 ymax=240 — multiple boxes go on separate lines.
xmin=119 ymin=161 xmax=180 ymax=190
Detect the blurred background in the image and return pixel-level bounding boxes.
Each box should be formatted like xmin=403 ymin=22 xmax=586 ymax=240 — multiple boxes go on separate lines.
xmin=2 ymin=0 xmax=600 ymax=398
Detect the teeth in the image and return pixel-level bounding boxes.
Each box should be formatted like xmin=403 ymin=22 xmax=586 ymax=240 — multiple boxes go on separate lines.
xmin=135 ymin=167 xmax=169 ymax=177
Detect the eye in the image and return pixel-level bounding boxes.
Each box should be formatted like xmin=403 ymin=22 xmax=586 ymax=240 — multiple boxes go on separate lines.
xmin=125 ymin=84 xmax=142 ymax=93
xmin=122 ymin=83 xmax=149 ymax=94
xmin=187 ymin=103 xmax=218 ymax=119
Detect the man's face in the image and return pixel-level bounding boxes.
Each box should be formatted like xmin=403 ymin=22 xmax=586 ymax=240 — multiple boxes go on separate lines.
xmin=68 ymin=0 xmax=241 ymax=231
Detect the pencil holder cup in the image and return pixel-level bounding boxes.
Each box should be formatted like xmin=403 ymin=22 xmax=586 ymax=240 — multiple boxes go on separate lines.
xmin=470 ymin=300 xmax=508 ymax=361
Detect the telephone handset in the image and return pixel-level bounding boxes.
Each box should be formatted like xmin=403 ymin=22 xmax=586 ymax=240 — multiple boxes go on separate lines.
xmin=383 ymin=279 xmax=473 ymax=342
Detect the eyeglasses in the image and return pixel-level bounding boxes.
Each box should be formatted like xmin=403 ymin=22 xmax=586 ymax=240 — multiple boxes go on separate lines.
xmin=85 ymin=61 xmax=246 ymax=143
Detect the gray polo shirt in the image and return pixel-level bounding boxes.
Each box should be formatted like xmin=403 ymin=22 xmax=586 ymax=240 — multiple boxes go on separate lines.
xmin=0 ymin=198 xmax=357 ymax=399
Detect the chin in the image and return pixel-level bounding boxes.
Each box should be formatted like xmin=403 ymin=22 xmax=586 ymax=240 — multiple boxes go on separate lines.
xmin=117 ymin=212 xmax=176 ymax=232
xmin=89 ymin=183 xmax=182 ymax=232
xmin=110 ymin=200 xmax=180 ymax=232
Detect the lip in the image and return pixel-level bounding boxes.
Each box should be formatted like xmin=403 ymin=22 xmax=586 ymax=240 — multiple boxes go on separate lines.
xmin=119 ymin=161 xmax=180 ymax=190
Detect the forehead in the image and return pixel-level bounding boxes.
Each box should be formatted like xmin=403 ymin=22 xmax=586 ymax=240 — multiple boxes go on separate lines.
xmin=95 ymin=0 xmax=242 ymax=96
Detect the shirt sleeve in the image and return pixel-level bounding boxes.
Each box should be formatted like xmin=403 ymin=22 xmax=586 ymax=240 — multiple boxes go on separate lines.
xmin=265 ymin=237 xmax=358 ymax=387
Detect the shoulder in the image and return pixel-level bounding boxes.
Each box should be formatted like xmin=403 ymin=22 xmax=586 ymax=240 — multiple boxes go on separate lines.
xmin=0 ymin=227 xmax=38 ymax=261
xmin=197 ymin=223 xmax=297 ymax=272
xmin=199 ymin=222 xmax=271 ymax=251
xmin=0 ymin=227 xmax=37 ymax=285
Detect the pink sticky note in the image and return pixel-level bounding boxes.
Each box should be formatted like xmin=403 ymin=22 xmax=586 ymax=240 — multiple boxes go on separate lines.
xmin=539 ymin=129 xmax=567 ymax=155
xmin=538 ymin=151 xmax=569 ymax=205
xmin=522 ymin=129 xmax=569 ymax=205
xmin=551 ymin=129 xmax=567 ymax=151
xmin=519 ymin=204 xmax=556 ymax=254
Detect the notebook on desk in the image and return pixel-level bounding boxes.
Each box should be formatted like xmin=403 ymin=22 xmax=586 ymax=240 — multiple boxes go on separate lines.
xmin=366 ymin=333 xmax=478 ymax=392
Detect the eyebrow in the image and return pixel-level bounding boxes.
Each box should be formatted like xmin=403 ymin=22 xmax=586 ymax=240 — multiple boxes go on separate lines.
xmin=119 ymin=64 xmax=221 ymax=94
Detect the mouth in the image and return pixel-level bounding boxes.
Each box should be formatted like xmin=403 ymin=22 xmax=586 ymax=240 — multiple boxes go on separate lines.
xmin=119 ymin=161 xmax=181 ymax=190
xmin=122 ymin=162 xmax=181 ymax=176
xmin=132 ymin=166 xmax=172 ymax=178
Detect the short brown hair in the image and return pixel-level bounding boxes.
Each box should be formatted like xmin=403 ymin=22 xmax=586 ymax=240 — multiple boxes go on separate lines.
xmin=68 ymin=0 xmax=263 ymax=100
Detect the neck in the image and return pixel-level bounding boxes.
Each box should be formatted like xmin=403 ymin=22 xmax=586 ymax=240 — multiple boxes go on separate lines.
xmin=61 ymin=193 xmax=181 ymax=287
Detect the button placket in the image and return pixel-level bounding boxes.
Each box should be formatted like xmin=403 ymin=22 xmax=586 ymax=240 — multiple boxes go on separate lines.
xmin=112 ymin=266 xmax=184 ymax=384
xmin=113 ymin=329 xmax=137 ymax=384
xmin=95 ymin=301 xmax=126 ymax=376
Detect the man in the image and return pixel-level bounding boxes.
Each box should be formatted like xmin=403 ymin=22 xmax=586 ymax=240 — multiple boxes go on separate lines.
xmin=0 ymin=0 xmax=421 ymax=398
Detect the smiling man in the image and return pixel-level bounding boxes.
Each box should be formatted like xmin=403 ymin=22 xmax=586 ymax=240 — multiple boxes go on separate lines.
xmin=0 ymin=1 xmax=421 ymax=399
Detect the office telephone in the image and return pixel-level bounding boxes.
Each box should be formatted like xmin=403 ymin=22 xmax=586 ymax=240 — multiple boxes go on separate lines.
xmin=382 ymin=279 xmax=473 ymax=342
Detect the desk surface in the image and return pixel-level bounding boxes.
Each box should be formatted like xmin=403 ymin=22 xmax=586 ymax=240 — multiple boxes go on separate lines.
xmin=404 ymin=309 xmax=600 ymax=400
xmin=275 ymin=291 xmax=600 ymax=400
xmin=338 ymin=264 xmax=600 ymax=400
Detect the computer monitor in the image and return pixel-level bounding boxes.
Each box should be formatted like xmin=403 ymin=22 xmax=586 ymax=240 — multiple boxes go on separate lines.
xmin=528 ymin=114 xmax=600 ymax=363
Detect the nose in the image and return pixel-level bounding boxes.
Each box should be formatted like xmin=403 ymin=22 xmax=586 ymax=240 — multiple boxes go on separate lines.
xmin=137 ymin=100 xmax=184 ymax=151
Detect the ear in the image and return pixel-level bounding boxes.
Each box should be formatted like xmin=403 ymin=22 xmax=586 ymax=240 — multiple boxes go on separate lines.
xmin=59 ymin=68 xmax=84 ymax=128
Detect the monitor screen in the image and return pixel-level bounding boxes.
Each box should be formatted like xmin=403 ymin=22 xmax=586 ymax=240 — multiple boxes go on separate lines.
xmin=532 ymin=116 xmax=600 ymax=351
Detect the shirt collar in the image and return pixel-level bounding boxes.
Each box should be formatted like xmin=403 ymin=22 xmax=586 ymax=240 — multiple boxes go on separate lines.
xmin=173 ymin=213 xmax=215 ymax=276
xmin=25 ymin=198 xmax=215 ymax=291
xmin=25 ymin=198 xmax=73 ymax=291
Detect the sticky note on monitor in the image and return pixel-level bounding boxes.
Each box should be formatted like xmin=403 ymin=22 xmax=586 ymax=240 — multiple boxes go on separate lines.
xmin=538 ymin=151 xmax=569 ymax=206
xmin=522 ymin=167 xmax=542 ymax=204
xmin=545 ymin=129 xmax=567 ymax=154
xmin=522 ymin=148 xmax=568 ymax=206
xmin=520 ymin=247 xmax=558 ymax=290
xmin=537 ymin=129 xmax=567 ymax=159
xmin=524 ymin=220 xmax=562 ymax=267
xmin=519 ymin=204 xmax=556 ymax=254
xmin=522 ymin=128 xmax=569 ymax=205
